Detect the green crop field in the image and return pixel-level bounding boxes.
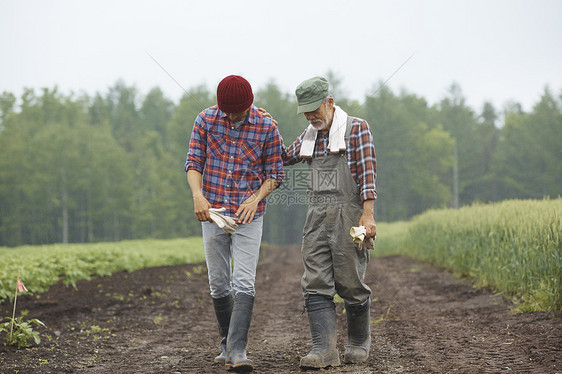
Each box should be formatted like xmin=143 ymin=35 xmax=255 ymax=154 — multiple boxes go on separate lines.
xmin=375 ymin=198 xmax=561 ymax=312
xmin=0 ymin=238 xmax=204 ymax=303
xmin=1 ymin=198 xmax=560 ymax=312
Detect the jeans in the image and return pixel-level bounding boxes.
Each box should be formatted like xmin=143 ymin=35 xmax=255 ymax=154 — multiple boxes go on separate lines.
xmin=202 ymin=216 xmax=263 ymax=298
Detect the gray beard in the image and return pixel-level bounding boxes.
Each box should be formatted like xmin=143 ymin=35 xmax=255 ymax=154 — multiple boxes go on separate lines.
xmin=309 ymin=103 xmax=333 ymax=131
xmin=310 ymin=120 xmax=328 ymax=131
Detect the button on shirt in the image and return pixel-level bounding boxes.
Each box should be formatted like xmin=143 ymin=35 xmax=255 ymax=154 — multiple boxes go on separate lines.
xmin=185 ymin=105 xmax=285 ymax=218
xmin=282 ymin=117 xmax=377 ymax=202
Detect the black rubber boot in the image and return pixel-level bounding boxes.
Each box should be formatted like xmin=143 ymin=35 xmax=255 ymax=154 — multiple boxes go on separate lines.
xmin=343 ymin=298 xmax=371 ymax=364
xmin=299 ymin=295 xmax=341 ymax=370
xmin=225 ymin=293 xmax=254 ymax=372
xmin=212 ymin=294 xmax=233 ymax=363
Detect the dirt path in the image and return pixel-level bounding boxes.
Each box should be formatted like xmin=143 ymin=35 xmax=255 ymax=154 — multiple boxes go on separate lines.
xmin=0 ymin=245 xmax=560 ymax=373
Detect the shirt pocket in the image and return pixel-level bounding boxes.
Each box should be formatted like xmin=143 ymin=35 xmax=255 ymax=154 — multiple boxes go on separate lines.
xmin=208 ymin=133 xmax=227 ymax=158
xmin=240 ymin=140 xmax=262 ymax=164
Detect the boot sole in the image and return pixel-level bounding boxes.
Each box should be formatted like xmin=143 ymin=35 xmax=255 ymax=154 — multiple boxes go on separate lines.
xmin=299 ymin=359 xmax=341 ymax=370
xmin=343 ymin=353 xmax=369 ymax=364
xmin=300 ymin=363 xmax=341 ymax=370
xmin=343 ymin=357 xmax=368 ymax=364
xmin=300 ymin=353 xmax=341 ymax=369
xmin=227 ymin=362 xmax=254 ymax=372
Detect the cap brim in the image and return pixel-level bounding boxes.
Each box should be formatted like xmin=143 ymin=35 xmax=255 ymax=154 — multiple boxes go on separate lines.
xmin=296 ymin=98 xmax=323 ymax=115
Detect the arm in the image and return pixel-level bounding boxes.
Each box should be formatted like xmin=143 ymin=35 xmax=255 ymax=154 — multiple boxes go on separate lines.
xmin=282 ymin=130 xmax=306 ymax=166
xmin=352 ymin=119 xmax=377 ymax=238
xmin=184 ymin=112 xmax=207 ymax=174
xmin=185 ymin=113 xmax=211 ymax=222
xmin=187 ymin=170 xmax=212 ymax=222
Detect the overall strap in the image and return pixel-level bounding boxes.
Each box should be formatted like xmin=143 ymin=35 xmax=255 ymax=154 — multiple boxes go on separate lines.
xmin=344 ymin=116 xmax=354 ymax=146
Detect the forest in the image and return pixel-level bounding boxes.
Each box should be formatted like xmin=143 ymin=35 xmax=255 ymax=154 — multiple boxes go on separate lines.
xmin=0 ymin=76 xmax=560 ymax=246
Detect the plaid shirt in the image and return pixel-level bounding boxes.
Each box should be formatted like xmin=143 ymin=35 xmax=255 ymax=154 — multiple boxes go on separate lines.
xmin=185 ymin=105 xmax=285 ymax=218
xmin=283 ymin=117 xmax=377 ymax=202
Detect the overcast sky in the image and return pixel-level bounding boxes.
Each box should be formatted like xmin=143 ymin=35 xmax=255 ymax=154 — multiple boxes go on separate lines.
xmin=2 ymin=0 xmax=561 ymax=113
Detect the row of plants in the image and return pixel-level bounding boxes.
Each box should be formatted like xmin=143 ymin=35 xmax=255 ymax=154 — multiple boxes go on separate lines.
xmin=0 ymin=237 xmax=204 ymax=348
xmin=375 ymin=198 xmax=561 ymax=312
xmin=0 ymin=237 xmax=204 ymax=303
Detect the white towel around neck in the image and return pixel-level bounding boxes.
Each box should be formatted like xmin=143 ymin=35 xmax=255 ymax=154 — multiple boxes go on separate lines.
xmin=299 ymin=105 xmax=348 ymax=158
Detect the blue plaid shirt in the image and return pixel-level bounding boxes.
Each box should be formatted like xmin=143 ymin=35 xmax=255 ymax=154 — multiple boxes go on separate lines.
xmin=185 ymin=105 xmax=285 ymax=218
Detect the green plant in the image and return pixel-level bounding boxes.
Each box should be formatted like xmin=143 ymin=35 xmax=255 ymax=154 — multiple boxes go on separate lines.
xmin=0 ymin=237 xmax=205 ymax=303
xmin=372 ymin=305 xmax=400 ymax=324
xmin=0 ymin=317 xmax=45 ymax=348
xmin=375 ymin=198 xmax=562 ymax=312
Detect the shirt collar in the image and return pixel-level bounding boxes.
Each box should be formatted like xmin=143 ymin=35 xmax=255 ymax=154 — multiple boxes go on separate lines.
xmin=218 ymin=105 xmax=259 ymax=127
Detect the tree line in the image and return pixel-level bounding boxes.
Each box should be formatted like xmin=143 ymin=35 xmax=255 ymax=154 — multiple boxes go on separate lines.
xmin=0 ymin=78 xmax=560 ymax=246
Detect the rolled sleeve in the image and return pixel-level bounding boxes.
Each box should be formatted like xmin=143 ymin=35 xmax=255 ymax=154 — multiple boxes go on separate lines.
xmin=282 ymin=130 xmax=306 ymax=166
xmin=262 ymin=123 xmax=285 ymax=187
xmin=350 ymin=119 xmax=377 ymax=202
xmin=184 ymin=113 xmax=206 ymax=173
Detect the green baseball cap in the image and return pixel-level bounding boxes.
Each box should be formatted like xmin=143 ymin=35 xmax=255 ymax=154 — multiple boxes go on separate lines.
xmin=295 ymin=77 xmax=329 ymax=114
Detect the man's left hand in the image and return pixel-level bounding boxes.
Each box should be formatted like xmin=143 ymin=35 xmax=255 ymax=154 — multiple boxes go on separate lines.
xmin=359 ymin=214 xmax=377 ymax=239
xmin=235 ymin=195 xmax=259 ymax=224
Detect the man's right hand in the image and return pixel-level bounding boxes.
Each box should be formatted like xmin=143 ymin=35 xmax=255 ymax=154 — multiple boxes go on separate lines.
xmin=193 ymin=192 xmax=212 ymax=222
xmin=187 ymin=170 xmax=213 ymax=222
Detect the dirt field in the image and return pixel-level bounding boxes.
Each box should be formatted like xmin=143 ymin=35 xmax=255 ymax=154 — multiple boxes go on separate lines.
xmin=0 ymin=244 xmax=560 ymax=374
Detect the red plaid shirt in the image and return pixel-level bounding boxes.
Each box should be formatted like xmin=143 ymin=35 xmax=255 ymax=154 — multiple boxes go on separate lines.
xmin=185 ymin=105 xmax=285 ymax=218
xmin=283 ymin=117 xmax=377 ymax=202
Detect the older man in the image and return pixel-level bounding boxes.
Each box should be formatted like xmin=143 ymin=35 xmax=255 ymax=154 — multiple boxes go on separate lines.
xmin=185 ymin=75 xmax=284 ymax=372
xmin=283 ymin=77 xmax=377 ymax=369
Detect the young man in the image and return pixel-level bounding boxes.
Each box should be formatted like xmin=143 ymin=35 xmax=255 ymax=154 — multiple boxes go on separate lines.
xmin=185 ymin=75 xmax=284 ymax=372
xmin=283 ymin=77 xmax=377 ymax=369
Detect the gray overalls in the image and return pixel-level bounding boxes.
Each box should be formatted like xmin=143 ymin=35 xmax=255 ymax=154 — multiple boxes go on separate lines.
xmin=301 ymin=117 xmax=372 ymax=306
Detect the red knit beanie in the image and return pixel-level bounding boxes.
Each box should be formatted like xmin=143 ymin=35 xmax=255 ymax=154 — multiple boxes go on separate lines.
xmin=217 ymin=75 xmax=254 ymax=113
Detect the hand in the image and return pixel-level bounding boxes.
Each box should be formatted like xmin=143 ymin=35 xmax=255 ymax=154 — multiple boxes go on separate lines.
xmin=193 ymin=193 xmax=212 ymax=222
xmin=235 ymin=195 xmax=259 ymax=224
xmin=258 ymin=108 xmax=278 ymax=126
xmin=359 ymin=214 xmax=377 ymax=239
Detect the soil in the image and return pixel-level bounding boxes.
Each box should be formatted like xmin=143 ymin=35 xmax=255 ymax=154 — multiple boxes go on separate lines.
xmin=0 ymin=244 xmax=560 ymax=374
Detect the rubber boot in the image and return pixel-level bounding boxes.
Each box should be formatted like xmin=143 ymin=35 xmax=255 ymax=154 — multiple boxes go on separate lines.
xmin=225 ymin=293 xmax=254 ymax=372
xmin=343 ymin=298 xmax=371 ymax=364
xmin=299 ymin=295 xmax=341 ymax=370
xmin=212 ymin=294 xmax=233 ymax=363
